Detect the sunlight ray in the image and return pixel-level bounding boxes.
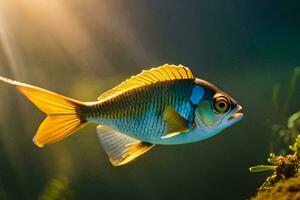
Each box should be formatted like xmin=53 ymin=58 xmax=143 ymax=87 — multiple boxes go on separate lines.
xmin=0 ymin=1 xmax=25 ymax=79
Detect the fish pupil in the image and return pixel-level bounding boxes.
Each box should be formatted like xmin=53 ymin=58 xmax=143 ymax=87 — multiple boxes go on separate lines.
xmin=219 ymin=102 xmax=225 ymax=108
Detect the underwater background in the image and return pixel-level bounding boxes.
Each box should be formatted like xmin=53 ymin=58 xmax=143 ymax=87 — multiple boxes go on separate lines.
xmin=0 ymin=1 xmax=300 ymax=199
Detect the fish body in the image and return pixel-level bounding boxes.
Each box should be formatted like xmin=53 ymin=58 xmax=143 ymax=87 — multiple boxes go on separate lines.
xmin=0 ymin=64 xmax=243 ymax=166
xmin=87 ymin=80 xmax=195 ymax=144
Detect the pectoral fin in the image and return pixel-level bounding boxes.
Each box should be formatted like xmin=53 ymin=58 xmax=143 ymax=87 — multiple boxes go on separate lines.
xmin=162 ymin=108 xmax=190 ymax=139
xmin=96 ymin=125 xmax=154 ymax=166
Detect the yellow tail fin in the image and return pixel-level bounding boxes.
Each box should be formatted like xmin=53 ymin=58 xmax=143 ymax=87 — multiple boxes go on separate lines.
xmin=0 ymin=76 xmax=87 ymax=147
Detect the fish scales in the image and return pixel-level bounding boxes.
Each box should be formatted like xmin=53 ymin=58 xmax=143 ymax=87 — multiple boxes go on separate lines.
xmin=89 ymin=80 xmax=196 ymax=142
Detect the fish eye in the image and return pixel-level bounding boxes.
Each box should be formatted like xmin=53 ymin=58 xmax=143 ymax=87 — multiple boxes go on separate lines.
xmin=213 ymin=96 xmax=230 ymax=113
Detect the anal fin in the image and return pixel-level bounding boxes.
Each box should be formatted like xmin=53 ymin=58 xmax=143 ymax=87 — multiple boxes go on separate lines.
xmin=97 ymin=125 xmax=154 ymax=166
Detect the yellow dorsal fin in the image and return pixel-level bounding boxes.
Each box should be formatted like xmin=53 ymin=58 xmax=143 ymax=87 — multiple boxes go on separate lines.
xmin=98 ymin=64 xmax=194 ymax=101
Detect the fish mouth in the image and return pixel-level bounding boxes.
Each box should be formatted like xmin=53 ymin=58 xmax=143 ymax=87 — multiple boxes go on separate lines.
xmin=228 ymin=105 xmax=243 ymax=122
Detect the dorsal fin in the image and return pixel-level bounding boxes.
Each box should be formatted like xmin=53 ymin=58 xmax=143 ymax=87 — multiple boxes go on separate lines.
xmin=98 ymin=64 xmax=194 ymax=101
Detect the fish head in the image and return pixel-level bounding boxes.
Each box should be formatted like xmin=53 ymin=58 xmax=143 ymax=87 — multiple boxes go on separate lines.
xmin=193 ymin=78 xmax=243 ymax=136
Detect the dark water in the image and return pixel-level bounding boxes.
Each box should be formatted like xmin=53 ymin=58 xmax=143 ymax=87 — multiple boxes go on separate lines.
xmin=0 ymin=1 xmax=300 ymax=199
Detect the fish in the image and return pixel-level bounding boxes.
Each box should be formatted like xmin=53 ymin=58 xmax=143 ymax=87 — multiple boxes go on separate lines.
xmin=0 ymin=64 xmax=243 ymax=166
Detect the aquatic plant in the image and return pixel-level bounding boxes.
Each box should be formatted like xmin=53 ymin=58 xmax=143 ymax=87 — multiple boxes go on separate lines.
xmin=249 ymin=135 xmax=300 ymax=199
xmin=270 ymin=67 xmax=300 ymax=152
xmin=249 ymin=67 xmax=300 ymax=199
xmin=38 ymin=174 xmax=73 ymax=200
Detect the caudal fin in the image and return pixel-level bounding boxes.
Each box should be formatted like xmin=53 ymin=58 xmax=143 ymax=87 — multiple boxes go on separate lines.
xmin=0 ymin=76 xmax=87 ymax=147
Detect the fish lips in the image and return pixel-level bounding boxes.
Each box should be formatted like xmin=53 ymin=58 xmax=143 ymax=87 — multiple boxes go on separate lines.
xmin=226 ymin=105 xmax=243 ymax=125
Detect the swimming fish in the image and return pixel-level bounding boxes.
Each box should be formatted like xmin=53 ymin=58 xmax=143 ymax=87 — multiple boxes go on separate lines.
xmin=0 ymin=64 xmax=243 ymax=166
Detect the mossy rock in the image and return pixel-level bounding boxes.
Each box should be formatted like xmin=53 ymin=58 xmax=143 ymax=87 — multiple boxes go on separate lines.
xmin=252 ymin=175 xmax=300 ymax=200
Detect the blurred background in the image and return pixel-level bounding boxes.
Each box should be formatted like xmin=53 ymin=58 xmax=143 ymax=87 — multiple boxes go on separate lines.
xmin=0 ymin=0 xmax=300 ymax=199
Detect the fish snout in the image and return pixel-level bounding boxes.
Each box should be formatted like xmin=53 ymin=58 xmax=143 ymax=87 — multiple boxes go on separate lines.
xmin=227 ymin=104 xmax=243 ymax=123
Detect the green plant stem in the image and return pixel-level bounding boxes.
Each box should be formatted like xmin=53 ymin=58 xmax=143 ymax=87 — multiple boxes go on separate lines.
xmin=283 ymin=67 xmax=300 ymax=117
